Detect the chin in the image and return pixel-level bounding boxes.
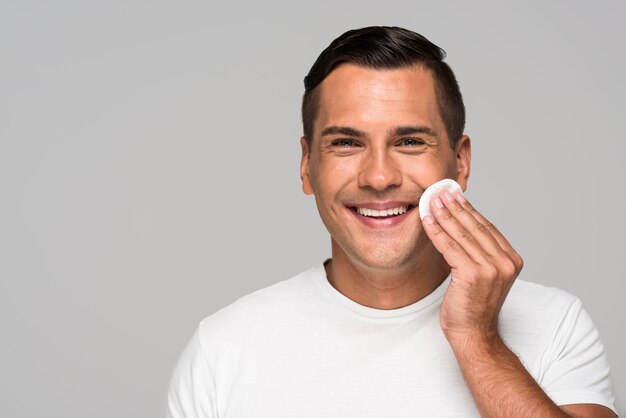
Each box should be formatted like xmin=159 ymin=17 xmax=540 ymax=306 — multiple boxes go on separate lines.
xmin=352 ymin=244 xmax=416 ymax=272
xmin=331 ymin=232 xmax=427 ymax=273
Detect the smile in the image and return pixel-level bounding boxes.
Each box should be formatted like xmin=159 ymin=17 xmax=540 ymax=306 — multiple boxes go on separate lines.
xmin=350 ymin=203 xmax=418 ymax=220
xmin=356 ymin=205 xmax=409 ymax=217
xmin=347 ymin=202 xmax=418 ymax=228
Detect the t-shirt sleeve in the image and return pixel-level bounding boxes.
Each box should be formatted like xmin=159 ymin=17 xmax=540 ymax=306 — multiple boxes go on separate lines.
xmin=166 ymin=326 xmax=217 ymax=418
xmin=540 ymin=298 xmax=616 ymax=413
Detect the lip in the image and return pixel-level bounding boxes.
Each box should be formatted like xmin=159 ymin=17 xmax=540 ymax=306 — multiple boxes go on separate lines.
xmin=346 ymin=201 xmax=419 ymax=228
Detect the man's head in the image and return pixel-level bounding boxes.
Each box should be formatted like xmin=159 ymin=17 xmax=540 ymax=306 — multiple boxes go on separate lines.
xmin=302 ymin=26 xmax=465 ymax=150
xmin=299 ymin=26 xmax=471 ymax=273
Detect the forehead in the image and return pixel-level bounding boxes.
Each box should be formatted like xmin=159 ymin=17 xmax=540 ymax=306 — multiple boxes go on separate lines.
xmin=315 ymin=63 xmax=443 ymax=135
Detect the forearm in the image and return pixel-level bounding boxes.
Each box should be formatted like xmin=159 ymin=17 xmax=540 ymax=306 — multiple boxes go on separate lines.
xmin=449 ymin=333 xmax=570 ymax=418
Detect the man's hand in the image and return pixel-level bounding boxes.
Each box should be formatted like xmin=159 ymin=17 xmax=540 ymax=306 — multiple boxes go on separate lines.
xmin=422 ymin=188 xmax=523 ymax=344
xmin=421 ymin=189 xmax=616 ymax=418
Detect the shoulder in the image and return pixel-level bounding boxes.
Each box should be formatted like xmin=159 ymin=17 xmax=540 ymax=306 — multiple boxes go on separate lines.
xmin=505 ymin=279 xmax=580 ymax=316
xmin=505 ymin=282 xmax=616 ymax=411
xmin=499 ymin=279 xmax=582 ymax=347
xmin=499 ymin=279 xmax=586 ymax=357
xmin=196 ymin=265 xmax=324 ymax=344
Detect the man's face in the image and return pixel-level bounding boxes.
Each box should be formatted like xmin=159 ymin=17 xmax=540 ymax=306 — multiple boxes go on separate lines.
xmin=300 ymin=64 xmax=470 ymax=272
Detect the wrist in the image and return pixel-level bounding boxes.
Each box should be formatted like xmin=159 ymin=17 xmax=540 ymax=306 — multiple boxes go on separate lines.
xmin=445 ymin=329 xmax=505 ymax=359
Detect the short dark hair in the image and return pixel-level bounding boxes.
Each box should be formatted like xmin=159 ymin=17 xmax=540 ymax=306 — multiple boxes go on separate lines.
xmin=302 ymin=26 xmax=465 ymax=149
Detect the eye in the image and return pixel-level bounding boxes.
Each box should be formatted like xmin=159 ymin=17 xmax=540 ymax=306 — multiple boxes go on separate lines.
xmin=332 ymin=138 xmax=360 ymax=148
xmin=398 ymin=137 xmax=425 ymax=147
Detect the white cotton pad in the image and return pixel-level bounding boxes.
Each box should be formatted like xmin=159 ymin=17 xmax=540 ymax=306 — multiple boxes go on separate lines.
xmin=418 ymin=179 xmax=464 ymax=220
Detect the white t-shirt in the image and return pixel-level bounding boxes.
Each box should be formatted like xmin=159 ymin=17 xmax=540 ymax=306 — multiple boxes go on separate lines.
xmin=167 ymin=264 xmax=616 ymax=417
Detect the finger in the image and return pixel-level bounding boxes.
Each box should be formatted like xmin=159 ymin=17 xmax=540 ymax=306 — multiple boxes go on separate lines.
xmin=430 ymin=191 xmax=502 ymax=263
xmin=453 ymin=193 xmax=512 ymax=249
xmin=422 ymin=213 xmax=475 ymax=269
xmin=453 ymin=192 xmax=524 ymax=268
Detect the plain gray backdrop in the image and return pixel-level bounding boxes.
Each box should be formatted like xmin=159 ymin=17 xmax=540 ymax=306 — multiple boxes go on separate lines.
xmin=1 ymin=1 xmax=624 ymax=417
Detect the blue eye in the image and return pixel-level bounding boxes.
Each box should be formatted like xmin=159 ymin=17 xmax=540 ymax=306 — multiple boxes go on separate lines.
xmin=333 ymin=139 xmax=358 ymax=147
xmin=399 ymin=138 xmax=424 ymax=146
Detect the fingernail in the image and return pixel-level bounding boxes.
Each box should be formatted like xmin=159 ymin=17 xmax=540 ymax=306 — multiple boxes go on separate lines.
xmin=443 ymin=189 xmax=454 ymax=202
xmin=423 ymin=215 xmax=435 ymax=225
xmin=433 ymin=196 xmax=444 ymax=209
xmin=455 ymin=192 xmax=467 ymax=203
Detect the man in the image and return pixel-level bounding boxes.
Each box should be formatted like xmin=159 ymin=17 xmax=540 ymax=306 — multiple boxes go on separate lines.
xmin=167 ymin=26 xmax=616 ymax=417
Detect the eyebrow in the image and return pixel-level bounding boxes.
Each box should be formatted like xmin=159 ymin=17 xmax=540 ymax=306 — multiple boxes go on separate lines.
xmin=393 ymin=125 xmax=437 ymax=137
xmin=320 ymin=125 xmax=438 ymax=139
xmin=320 ymin=126 xmax=366 ymax=137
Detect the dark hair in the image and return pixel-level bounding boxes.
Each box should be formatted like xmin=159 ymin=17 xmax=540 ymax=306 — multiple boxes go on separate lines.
xmin=302 ymin=26 xmax=465 ymax=148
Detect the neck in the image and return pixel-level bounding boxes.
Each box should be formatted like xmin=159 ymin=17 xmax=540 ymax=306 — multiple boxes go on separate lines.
xmin=324 ymin=241 xmax=450 ymax=310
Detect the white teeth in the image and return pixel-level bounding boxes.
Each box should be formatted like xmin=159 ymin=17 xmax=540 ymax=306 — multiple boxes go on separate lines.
xmin=357 ymin=206 xmax=408 ymax=217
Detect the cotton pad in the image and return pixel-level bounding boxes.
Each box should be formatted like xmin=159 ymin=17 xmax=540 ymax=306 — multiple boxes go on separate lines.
xmin=418 ymin=179 xmax=464 ymax=220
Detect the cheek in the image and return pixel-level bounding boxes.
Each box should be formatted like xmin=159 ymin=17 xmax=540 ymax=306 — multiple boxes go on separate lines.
xmin=401 ymin=158 xmax=449 ymax=185
xmin=313 ymin=157 xmax=358 ymax=191
xmin=322 ymin=154 xmax=360 ymax=173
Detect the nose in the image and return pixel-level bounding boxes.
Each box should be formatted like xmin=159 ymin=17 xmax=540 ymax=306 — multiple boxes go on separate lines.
xmin=357 ymin=147 xmax=402 ymax=192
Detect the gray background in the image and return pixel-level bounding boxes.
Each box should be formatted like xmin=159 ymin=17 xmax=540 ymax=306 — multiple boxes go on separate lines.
xmin=1 ymin=1 xmax=624 ymax=417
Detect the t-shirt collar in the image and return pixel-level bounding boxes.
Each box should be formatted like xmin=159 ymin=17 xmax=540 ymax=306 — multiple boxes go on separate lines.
xmin=312 ymin=262 xmax=450 ymax=319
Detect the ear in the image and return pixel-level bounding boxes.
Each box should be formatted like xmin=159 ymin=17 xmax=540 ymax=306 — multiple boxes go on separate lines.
xmin=300 ymin=137 xmax=314 ymax=195
xmin=454 ymin=135 xmax=471 ymax=191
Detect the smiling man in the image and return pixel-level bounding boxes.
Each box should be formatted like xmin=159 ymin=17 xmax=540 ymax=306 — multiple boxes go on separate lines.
xmin=167 ymin=27 xmax=617 ymax=418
